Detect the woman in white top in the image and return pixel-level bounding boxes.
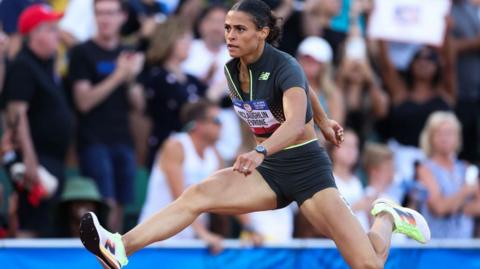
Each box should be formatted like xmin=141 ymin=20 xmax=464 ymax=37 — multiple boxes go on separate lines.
xmin=140 ymin=101 xmax=223 ymax=249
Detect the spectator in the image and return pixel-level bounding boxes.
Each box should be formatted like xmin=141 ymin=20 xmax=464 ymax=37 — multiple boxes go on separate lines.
xmin=418 ymin=111 xmax=480 ymax=238
xmin=173 ymin=0 xmax=204 ymax=29
xmin=182 ymin=4 xmax=229 ymax=91
xmin=0 ymin=0 xmax=44 ymax=59
xmin=139 ymin=100 xmax=225 ymax=252
xmin=377 ymin=35 xmax=455 ymax=180
xmin=140 ymin=17 xmax=206 ymax=169
xmin=331 ymin=129 xmax=371 ymax=231
xmin=277 ymin=0 xmax=342 ymax=57
xmin=120 ymin=0 xmax=167 ymax=44
xmin=68 ymin=0 xmax=145 ymax=232
xmin=362 ymin=143 xmax=398 ymax=204
xmin=3 ymin=4 xmax=73 ymax=237
xmin=297 ymin=36 xmax=345 ymax=125
xmin=57 ymin=177 xmax=108 ymax=237
xmin=337 ymin=24 xmax=388 ymax=144
xmin=451 ymin=0 xmax=480 ymax=163
xmin=182 ymin=4 xmax=242 ymax=163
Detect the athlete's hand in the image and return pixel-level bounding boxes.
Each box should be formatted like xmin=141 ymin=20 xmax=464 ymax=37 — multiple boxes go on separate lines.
xmin=233 ymin=151 xmax=264 ymax=176
xmin=319 ymin=119 xmax=344 ymax=147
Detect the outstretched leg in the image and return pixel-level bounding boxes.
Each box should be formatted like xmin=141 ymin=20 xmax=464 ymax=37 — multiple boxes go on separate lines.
xmin=300 ymin=188 xmax=430 ymax=269
xmin=80 ymin=168 xmax=277 ymax=268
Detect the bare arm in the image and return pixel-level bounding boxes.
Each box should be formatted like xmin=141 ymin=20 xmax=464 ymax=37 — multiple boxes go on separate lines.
xmin=233 ymin=88 xmax=307 ymax=174
xmin=273 ymin=0 xmax=294 ymax=24
xmin=308 ymin=87 xmax=344 ymax=146
xmin=73 ymin=72 xmax=126 ymax=113
xmin=0 ymin=30 xmax=6 ymax=95
xmin=128 ymin=83 xmax=145 ymax=112
xmin=260 ymin=88 xmax=308 ymax=155
xmin=327 ymin=86 xmax=346 ymax=125
xmin=463 ymin=194 xmax=480 ymax=216
xmin=308 ymin=87 xmax=330 ymax=127
xmin=376 ymin=40 xmax=407 ymax=105
xmin=439 ymin=32 xmax=457 ymax=105
xmin=73 ymin=52 xmax=143 ymax=113
xmin=363 ymin=65 xmax=389 ymax=119
xmin=418 ymin=164 xmax=475 ymax=217
xmin=6 ymin=102 xmax=39 ymax=184
xmin=159 ymin=139 xmax=185 ymax=199
xmin=453 ymin=35 xmax=480 ymax=54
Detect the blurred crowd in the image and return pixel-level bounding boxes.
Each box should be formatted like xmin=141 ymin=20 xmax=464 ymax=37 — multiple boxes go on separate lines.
xmin=0 ymin=0 xmax=479 ymax=250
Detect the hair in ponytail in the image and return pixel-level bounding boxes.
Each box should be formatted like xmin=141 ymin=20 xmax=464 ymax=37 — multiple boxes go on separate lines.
xmin=230 ymin=0 xmax=283 ymax=46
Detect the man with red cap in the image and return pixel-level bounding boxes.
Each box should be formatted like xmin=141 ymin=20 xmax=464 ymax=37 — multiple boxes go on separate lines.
xmin=2 ymin=4 xmax=73 ymax=237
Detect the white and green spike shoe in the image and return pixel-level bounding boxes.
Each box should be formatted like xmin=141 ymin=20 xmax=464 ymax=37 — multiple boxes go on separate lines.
xmin=371 ymin=199 xmax=431 ymax=244
xmin=79 ymin=212 xmax=129 ymax=269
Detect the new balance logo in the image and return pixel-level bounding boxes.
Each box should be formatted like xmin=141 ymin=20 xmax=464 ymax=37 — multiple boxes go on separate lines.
xmin=258 ymin=72 xmax=270 ymax=80
xmin=105 ymin=239 xmax=116 ymax=255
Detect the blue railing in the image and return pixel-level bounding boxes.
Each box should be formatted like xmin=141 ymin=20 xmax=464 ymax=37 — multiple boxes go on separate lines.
xmin=1 ymin=239 xmax=480 ymax=269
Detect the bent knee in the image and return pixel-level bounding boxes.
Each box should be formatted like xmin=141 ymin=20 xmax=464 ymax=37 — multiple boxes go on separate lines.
xmin=178 ymin=182 xmax=214 ymax=213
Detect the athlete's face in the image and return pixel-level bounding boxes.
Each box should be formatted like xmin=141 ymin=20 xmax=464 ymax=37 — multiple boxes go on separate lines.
xmin=224 ymin=11 xmax=268 ymax=58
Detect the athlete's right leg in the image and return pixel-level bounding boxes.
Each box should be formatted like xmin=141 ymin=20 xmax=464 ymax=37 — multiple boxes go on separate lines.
xmin=79 ymin=167 xmax=277 ymax=268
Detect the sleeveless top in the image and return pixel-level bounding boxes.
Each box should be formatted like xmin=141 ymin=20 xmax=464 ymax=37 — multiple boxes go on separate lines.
xmin=420 ymin=159 xmax=474 ymax=238
xmin=224 ymin=43 xmax=313 ymax=138
xmin=139 ymin=133 xmax=220 ymax=238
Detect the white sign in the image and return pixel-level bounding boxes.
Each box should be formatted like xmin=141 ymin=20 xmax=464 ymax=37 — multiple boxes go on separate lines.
xmin=367 ymin=0 xmax=451 ymax=46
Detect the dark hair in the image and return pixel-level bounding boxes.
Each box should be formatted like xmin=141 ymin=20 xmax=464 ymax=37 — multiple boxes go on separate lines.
xmin=180 ymin=99 xmax=216 ymax=126
xmin=230 ymin=0 xmax=282 ymax=46
xmin=405 ymin=47 xmax=442 ymax=89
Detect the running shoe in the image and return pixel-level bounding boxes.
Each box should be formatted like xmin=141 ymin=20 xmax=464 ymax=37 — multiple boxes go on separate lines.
xmin=371 ymin=198 xmax=431 ymax=244
xmin=79 ymin=212 xmax=128 ymax=269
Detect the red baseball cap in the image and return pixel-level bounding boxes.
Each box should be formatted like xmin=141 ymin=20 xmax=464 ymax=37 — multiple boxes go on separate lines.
xmin=18 ymin=4 xmax=63 ymax=35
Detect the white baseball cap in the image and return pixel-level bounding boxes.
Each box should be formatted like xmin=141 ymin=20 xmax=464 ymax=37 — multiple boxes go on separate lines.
xmin=297 ymin=36 xmax=333 ymax=63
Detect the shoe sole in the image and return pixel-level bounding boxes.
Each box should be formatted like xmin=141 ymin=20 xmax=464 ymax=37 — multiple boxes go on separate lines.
xmin=373 ymin=198 xmax=431 ymax=243
xmin=79 ymin=212 xmax=120 ymax=269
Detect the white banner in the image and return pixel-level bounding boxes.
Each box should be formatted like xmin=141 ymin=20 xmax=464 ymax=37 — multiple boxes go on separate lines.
xmin=367 ymin=0 xmax=451 ymax=46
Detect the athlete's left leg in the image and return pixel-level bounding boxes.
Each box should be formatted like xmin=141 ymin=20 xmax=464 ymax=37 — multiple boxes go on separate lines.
xmin=300 ymin=188 xmax=386 ymax=269
xmin=300 ymin=187 xmax=430 ymax=269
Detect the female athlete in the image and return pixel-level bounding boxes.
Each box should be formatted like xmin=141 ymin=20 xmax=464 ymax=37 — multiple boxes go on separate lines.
xmin=79 ymin=0 xmax=430 ymax=268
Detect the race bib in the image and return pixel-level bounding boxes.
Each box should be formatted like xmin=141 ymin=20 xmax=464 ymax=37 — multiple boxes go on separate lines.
xmin=233 ymin=100 xmax=281 ymax=135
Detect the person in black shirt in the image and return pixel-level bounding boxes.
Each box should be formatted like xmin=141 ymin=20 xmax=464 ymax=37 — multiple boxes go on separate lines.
xmin=68 ymin=0 xmax=144 ymax=232
xmin=79 ymin=1 xmax=430 ymax=268
xmin=3 ymin=4 xmax=73 ymax=237
xmin=139 ymin=17 xmax=206 ymax=170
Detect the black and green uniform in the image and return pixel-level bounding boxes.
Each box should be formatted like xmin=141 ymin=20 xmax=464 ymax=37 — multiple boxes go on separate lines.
xmin=224 ymin=43 xmax=336 ymax=208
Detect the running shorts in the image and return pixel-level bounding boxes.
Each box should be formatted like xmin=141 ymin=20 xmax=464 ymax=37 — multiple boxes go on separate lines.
xmin=256 ymin=139 xmax=337 ymax=208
